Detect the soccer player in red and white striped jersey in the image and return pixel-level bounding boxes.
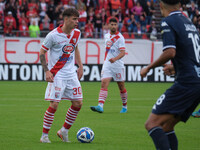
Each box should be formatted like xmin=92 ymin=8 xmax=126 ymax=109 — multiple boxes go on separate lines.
xmin=90 ymin=18 xmax=128 ymax=113
xmin=39 ymin=8 xmax=83 ymax=143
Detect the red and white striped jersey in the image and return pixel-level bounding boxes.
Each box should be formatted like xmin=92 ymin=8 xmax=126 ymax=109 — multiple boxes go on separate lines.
xmin=41 ymin=25 xmax=81 ymax=80
xmin=103 ymin=31 xmax=126 ymax=68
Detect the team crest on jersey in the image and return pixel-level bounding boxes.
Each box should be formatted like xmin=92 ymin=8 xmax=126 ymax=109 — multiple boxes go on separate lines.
xmin=106 ymin=40 xmax=113 ymax=48
xmin=62 ymin=44 xmax=75 ymax=54
xmin=161 ymin=21 xmax=168 ymax=27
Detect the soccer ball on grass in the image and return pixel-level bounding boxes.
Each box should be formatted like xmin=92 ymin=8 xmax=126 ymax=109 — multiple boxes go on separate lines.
xmin=77 ymin=127 xmax=94 ymax=143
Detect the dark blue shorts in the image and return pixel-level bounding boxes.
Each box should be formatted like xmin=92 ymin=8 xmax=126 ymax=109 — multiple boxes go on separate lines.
xmin=152 ymin=82 xmax=200 ymax=122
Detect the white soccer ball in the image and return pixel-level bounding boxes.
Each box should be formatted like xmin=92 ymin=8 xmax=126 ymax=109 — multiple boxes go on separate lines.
xmin=77 ymin=127 xmax=94 ymax=143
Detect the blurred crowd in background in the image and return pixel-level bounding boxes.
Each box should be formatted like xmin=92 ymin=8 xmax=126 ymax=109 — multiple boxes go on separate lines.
xmin=0 ymin=0 xmax=199 ymax=39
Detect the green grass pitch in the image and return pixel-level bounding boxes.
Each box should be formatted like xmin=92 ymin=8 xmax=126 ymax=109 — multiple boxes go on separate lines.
xmin=0 ymin=81 xmax=199 ymax=150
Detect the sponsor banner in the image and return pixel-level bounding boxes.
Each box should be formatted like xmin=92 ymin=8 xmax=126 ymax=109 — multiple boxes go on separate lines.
xmin=0 ymin=64 xmax=174 ymax=82
xmin=0 ymin=38 xmax=163 ymax=64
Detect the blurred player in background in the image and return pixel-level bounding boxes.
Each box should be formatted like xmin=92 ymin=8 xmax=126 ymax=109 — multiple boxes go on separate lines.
xmin=39 ymin=8 xmax=83 ymax=143
xmin=90 ymin=18 xmax=128 ymax=113
xmin=140 ymin=0 xmax=200 ymax=149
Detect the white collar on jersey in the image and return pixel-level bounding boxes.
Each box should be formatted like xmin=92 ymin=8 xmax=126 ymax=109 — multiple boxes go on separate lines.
xmin=57 ymin=24 xmax=73 ymax=38
xmin=169 ymin=10 xmax=181 ymax=16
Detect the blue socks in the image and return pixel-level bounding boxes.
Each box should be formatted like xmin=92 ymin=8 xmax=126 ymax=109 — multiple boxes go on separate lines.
xmin=166 ymin=131 xmax=178 ymax=150
xmin=148 ymin=127 xmax=171 ymax=150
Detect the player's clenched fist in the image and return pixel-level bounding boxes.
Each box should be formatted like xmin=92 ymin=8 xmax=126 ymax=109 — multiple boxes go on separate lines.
xmin=140 ymin=67 xmax=150 ymax=78
xmin=109 ymin=58 xmax=116 ymax=63
xmin=77 ymin=67 xmax=83 ymax=80
xmin=45 ymin=71 xmax=54 ymax=82
xmin=163 ymin=64 xmax=175 ymax=76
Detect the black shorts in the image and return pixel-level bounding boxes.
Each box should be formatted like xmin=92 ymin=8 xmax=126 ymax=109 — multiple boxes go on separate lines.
xmin=152 ymin=82 xmax=200 ymax=122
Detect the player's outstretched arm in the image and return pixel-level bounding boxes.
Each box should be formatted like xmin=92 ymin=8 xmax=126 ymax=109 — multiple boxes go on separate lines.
xmin=75 ymin=46 xmax=83 ymax=80
xmin=109 ymin=50 xmax=125 ymax=63
xmin=140 ymin=48 xmax=176 ymax=77
xmin=39 ymin=48 xmax=53 ymax=82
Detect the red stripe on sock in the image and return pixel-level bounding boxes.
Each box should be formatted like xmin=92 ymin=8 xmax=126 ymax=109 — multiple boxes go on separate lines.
xmin=100 ymin=88 xmax=108 ymax=91
xmin=123 ymin=102 xmax=127 ymax=106
xmin=43 ymin=128 xmax=49 ymax=133
xmin=42 ymin=106 xmax=57 ymax=134
xmin=120 ymin=90 xmax=127 ymax=106
xmin=63 ymin=105 xmax=81 ymax=129
xmin=71 ymin=105 xmax=81 ymax=111
xmin=98 ymin=89 xmax=108 ymax=105
xmin=99 ymin=100 xmax=105 ymax=104
xmin=64 ymin=124 xmax=72 ymax=129
xmin=47 ymin=106 xmax=57 ymax=113
xmin=120 ymin=89 xmax=127 ymax=93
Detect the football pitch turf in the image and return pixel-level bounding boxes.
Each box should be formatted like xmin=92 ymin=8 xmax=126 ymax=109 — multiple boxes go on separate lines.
xmin=0 ymin=81 xmax=199 ymax=150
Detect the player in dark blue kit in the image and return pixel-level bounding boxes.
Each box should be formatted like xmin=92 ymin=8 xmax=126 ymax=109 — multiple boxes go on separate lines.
xmin=140 ymin=0 xmax=200 ymax=150
xmin=191 ymin=108 xmax=200 ymax=117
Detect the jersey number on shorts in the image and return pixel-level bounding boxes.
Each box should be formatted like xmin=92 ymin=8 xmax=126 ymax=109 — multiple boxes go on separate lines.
xmin=188 ymin=33 xmax=200 ymax=63
xmin=73 ymin=87 xmax=81 ymax=95
xmin=156 ymin=94 xmax=165 ymax=105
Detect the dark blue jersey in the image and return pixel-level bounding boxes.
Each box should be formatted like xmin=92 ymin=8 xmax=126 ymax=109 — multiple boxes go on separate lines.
xmin=161 ymin=11 xmax=200 ymax=84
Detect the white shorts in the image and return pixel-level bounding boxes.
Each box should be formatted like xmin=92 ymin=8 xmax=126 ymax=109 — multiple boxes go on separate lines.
xmin=101 ymin=67 xmax=125 ymax=81
xmin=45 ymin=77 xmax=83 ymax=102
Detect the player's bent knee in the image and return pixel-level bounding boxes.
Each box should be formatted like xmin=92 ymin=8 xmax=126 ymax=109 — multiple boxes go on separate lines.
xmin=72 ymin=100 xmax=83 ymax=108
xmin=50 ymin=101 xmax=59 ymax=110
xmin=101 ymin=78 xmax=111 ymax=89
xmin=101 ymin=82 xmax=109 ymax=89
xmin=145 ymin=120 xmax=152 ymax=130
xmin=145 ymin=119 xmax=160 ymax=131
